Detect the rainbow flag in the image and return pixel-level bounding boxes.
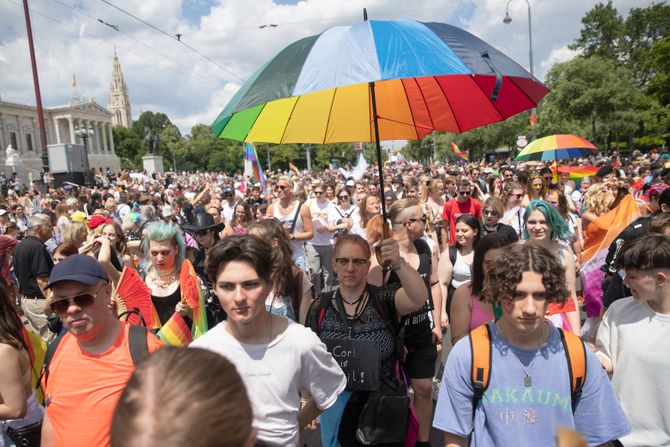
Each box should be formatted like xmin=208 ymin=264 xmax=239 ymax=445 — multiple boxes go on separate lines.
xmin=179 ymin=259 xmax=208 ymax=341
xmin=21 ymin=326 xmax=46 ymax=403
xmin=157 ymin=312 xmax=192 ymax=346
xmin=450 ymin=141 xmax=468 ymax=162
xmin=579 ymin=195 xmax=640 ymax=317
xmin=244 ymin=143 xmax=267 ymax=188
xmin=553 ymin=165 xmax=599 ymax=183
xmin=288 ymin=162 xmax=300 ymax=176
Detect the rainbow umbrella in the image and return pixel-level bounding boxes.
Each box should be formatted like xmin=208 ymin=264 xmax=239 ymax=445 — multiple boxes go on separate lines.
xmin=212 ymin=18 xmax=548 ymax=218
xmin=515 ymin=134 xmax=597 ymax=162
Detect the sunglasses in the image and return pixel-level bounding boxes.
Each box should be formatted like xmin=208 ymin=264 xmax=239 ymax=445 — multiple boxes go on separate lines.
xmin=334 ymin=257 xmax=368 ymax=267
xmin=274 ymin=185 xmax=289 ymax=191
xmin=49 ymin=286 xmax=104 ymax=314
xmin=338 ymin=195 xmax=349 ymax=200
xmin=314 ymin=191 xmax=323 ymax=195
xmin=504 ymin=174 xmax=514 ymax=178
xmin=484 ymin=210 xmax=498 ymax=216
xmin=459 ymin=191 xmax=471 ymax=196
xmin=405 ymin=216 xmax=427 ymax=225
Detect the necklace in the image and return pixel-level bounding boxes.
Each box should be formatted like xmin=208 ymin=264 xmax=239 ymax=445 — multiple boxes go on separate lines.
xmin=149 ymin=267 xmax=178 ymax=290
xmin=497 ymin=322 xmax=547 ymax=388
xmin=339 ymin=289 xmax=368 ymax=320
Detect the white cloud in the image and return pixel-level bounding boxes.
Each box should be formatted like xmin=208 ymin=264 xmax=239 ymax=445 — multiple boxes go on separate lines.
xmin=0 ymin=0 xmax=658 ymax=136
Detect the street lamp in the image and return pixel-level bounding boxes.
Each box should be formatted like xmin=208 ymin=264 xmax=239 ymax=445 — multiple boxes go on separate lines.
xmin=74 ymin=123 xmax=94 ymax=153
xmin=503 ymin=0 xmax=534 ymax=78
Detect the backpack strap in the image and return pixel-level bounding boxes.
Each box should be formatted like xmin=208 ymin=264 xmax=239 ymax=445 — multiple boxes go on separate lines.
xmin=128 ymin=324 xmax=150 ymax=366
xmin=469 ymin=323 xmax=492 ymax=418
xmin=289 ymin=200 xmax=303 ymax=234
xmin=40 ymin=331 xmax=67 ymax=388
xmin=559 ymin=328 xmax=587 ymax=412
xmin=449 ymin=245 xmax=458 ymax=266
xmin=314 ymin=290 xmax=336 ymax=333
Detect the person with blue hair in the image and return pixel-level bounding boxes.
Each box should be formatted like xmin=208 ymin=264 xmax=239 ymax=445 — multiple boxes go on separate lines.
xmin=141 ymin=221 xmax=208 ymax=345
xmin=523 ymin=200 xmax=580 ymax=334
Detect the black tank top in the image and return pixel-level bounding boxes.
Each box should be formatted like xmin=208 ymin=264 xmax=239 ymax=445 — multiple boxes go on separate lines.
xmin=386 ymin=238 xmax=433 ymax=320
xmin=151 ymin=286 xmax=181 ymax=325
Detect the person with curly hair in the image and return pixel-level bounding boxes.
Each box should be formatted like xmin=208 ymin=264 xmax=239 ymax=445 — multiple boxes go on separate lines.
xmin=434 ymin=243 xmax=630 ymax=447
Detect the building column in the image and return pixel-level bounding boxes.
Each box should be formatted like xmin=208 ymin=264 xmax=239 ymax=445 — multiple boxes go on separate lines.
xmin=53 ymin=118 xmax=61 ymax=144
xmin=0 ymin=115 xmax=6 ymax=150
xmin=101 ymin=122 xmax=109 ymax=152
xmin=107 ymin=123 xmax=115 ymax=154
xmin=32 ymin=117 xmax=39 ymax=152
xmin=68 ymin=117 xmax=75 ymax=145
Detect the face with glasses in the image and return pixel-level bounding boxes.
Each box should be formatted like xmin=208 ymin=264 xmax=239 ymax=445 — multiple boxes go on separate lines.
xmin=502 ymin=170 xmax=514 ymax=181
xmin=338 ymin=193 xmax=351 ymax=205
xmin=483 ymin=208 xmax=500 ymax=226
xmin=274 ymin=182 xmax=291 ymax=197
xmin=49 ymin=281 xmax=111 ymax=340
xmin=507 ymin=189 xmax=525 ymax=206
xmin=332 ymin=242 xmax=370 ymax=288
xmin=400 ymin=206 xmax=425 ymax=240
xmin=313 ymin=188 xmax=325 ymax=200
xmin=457 ymin=187 xmax=472 ymax=202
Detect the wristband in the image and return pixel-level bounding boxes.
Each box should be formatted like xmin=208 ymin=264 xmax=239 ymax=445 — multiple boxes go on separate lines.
xmin=391 ymin=257 xmax=407 ymax=272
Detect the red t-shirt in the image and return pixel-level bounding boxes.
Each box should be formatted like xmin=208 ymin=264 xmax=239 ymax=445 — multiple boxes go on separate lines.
xmin=441 ymin=198 xmax=482 ymax=245
xmin=44 ymin=322 xmax=163 ymax=447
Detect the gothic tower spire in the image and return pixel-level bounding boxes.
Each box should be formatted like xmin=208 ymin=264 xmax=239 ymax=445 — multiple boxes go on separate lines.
xmin=108 ymin=50 xmax=132 ymax=128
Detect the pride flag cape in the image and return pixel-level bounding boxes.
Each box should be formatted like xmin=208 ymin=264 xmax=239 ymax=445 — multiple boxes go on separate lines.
xmin=288 ymin=162 xmax=300 ymax=176
xmin=450 ymin=141 xmax=468 ymax=162
xmin=157 ymin=259 xmax=208 ymax=346
xmin=244 ymin=142 xmax=267 ymax=189
xmin=579 ymin=194 xmax=640 ymax=317
xmin=21 ymin=326 xmax=46 ymax=403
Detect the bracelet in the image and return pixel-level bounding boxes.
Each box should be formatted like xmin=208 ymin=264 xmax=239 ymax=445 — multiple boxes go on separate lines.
xmin=391 ymin=257 xmax=407 ymax=272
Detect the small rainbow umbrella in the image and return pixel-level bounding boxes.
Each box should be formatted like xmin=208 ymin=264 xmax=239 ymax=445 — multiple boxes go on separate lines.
xmin=515 ymin=134 xmax=598 ymax=162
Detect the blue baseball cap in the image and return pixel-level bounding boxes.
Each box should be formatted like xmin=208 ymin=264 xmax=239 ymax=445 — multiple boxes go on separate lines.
xmin=46 ymin=254 xmax=110 ymax=289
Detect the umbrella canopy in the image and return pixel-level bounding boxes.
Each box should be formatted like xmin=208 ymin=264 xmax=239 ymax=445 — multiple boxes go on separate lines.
xmin=211 ymin=19 xmax=549 ymax=144
xmin=515 ymin=134 xmax=597 ymax=162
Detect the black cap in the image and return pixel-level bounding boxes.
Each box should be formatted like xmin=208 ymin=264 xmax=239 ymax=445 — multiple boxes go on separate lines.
xmin=46 ymin=255 xmax=110 ymax=289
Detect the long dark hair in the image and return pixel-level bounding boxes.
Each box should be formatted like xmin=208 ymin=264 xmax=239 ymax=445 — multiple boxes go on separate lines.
xmin=0 ymin=283 xmax=28 ymax=351
xmin=454 ymin=214 xmax=482 ymax=250
xmin=470 ymin=233 xmax=513 ymax=296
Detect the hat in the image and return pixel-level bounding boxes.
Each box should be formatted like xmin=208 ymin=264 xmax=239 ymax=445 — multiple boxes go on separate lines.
xmin=596 ymin=164 xmax=614 ymax=178
xmin=70 ymin=211 xmax=87 ymax=223
xmin=346 ymin=179 xmax=355 ymax=187
xmin=183 ymin=212 xmax=224 ymax=233
xmin=0 ymin=209 xmax=7 ymax=217
xmin=87 ymin=215 xmax=110 ymax=230
xmin=46 ymin=254 xmax=109 ymax=289
xmin=648 ymin=182 xmax=669 ymax=199
xmin=392 ymin=175 xmax=403 ymax=184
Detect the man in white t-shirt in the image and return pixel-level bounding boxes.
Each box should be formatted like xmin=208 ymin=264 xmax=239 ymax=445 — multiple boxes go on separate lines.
xmin=305 ymin=184 xmax=336 ymax=294
xmin=191 ymin=235 xmax=346 ymax=447
xmin=596 ymin=233 xmax=670 ymax=447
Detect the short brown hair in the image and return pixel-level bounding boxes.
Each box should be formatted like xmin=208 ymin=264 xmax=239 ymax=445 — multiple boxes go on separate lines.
xmin=481 ymin=242 xmax=569 ymax=305
xmin=111 ymin=347 xmax=253 ymax=447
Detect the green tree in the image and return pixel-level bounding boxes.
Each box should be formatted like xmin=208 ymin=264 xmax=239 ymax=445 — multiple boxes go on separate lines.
xmin=647 ymin=36 xmax=670 ymax=106
xmin=112 ymin=126 xmax=143 ymax=169
xmin=569 ymin=1 xmax=623 ymax=61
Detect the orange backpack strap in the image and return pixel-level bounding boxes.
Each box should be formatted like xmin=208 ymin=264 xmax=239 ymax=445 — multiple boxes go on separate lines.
xmin=559 ymin=328 xmax=587 ymax=412
xmin=469 ymin=323 xmax=492 ymax=416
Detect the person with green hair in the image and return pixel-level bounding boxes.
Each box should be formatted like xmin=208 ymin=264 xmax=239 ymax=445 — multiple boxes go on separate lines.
xmin=523 ymin=200 xmax=580 ymax=334
xmin=139 ymin=221 xmax=207 ymax=346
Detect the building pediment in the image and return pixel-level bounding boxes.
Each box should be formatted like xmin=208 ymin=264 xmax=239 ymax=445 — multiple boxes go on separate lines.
xmin=70 ymin=101 xmax=113 ymax=116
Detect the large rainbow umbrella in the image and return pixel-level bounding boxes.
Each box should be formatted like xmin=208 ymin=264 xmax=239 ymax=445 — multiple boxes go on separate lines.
xmin=212 ymin=18 xmax=549 ymax=218
xmin=515 ymin=134 xmax=598 ymax=162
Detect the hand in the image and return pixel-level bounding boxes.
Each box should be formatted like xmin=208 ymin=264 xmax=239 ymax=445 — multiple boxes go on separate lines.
xmin=441 ymin=313 xmax=449 ymax=330
xmin=432 ymin=326 xmax=443 ymax=352
xmin=175 ymin=301 xmax=193 ymax=319
xmin=379 ymin=238 xmax=401 ymax=268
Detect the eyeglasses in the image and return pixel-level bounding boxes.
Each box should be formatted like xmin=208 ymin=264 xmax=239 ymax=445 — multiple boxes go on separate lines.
xmin=49 ymin=286 xmax=104 ymax=314
xmin=274 ymin=185 xmax=289 ymax=191
xmin=334 ymin=257 xmax=368 ymax=267
xmin=459 ymin=191 xmax=471 ymax=196
xmin=511 ymin=193 xmax=523 ymax=198
xmin=542 ymin=176 xmax=553 ymax=181
xmin=338 ymin=195 xmax=349 ymax=200
xmin=484 ymin=210 xmax=498 ymax=216
xmin=314 ymin=191 xmax=323 ymax=195
xmin=504 ymin=174 xmax=514 ymax=178
xmin=405 ymin=216 xmax=427 ymax=225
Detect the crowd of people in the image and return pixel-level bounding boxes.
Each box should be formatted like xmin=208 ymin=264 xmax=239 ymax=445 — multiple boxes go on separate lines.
xmin=0 ymin=148 xmax=669 ymax=447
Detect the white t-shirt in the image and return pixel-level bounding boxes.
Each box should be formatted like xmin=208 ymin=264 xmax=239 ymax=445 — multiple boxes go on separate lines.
xmin=306 ymin=198 xmax=334 ymax=246
xmin=596 ymin=297 xmax=670 ymax=447
xmin=191 ymin=319 xmax=346 ymax=447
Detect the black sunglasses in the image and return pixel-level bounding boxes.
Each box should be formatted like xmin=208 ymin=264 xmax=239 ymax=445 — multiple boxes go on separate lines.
xmin=274 ymin=185 xmax=289 ymax=191
xmin=484 ymin=210 xmax=498 ymax=216
xmin=339 ymin=195 xmax=349 ymax=200
xmin=459 ymin=190 xmax=471 ymax=196
xmin=49 ymin=286 xmax=104 ymax=314
xmin=314 ymin=191 xmax=323 ymax=195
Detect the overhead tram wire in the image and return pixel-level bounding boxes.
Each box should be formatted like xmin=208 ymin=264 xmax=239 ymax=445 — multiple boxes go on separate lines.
xmin=48 ymin=0 xmax=222 ymax=88
xmin=97 ymin=0 xmax=244 ymax=82
xmin=4 ymin=0 xmax=222 ymax=89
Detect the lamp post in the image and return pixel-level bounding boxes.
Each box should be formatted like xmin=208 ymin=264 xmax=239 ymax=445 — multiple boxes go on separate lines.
xmin=503 ymin=0 xmax=534 ymax=79
xmin=74 ymin=123 xmax=94 ymax=153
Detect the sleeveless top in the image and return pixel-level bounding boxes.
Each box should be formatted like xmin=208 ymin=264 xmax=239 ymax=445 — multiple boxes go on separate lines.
xmin=386 ymin=238 xmax=433 ymax=323
xmin=1 ymin=391 xmax=43 ymax=434
xmin=273 ymin=200 xmax=305 ymax=261
xmin=151 ymin=286 xmax=181 ymax=325
xmin=470 ymin=294 xmax=494 ymax=330
xmin=451 ymin=250 xmax=472 ymax=289
xmin=309 ymin=284 xmax=399 ymax=379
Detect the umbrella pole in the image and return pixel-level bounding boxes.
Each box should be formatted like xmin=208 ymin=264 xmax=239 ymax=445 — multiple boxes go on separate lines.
xmin=369 ymin=81 xmax=388 ymax=224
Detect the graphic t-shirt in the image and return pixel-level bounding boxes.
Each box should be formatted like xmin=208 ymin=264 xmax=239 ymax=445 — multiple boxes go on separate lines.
xmin=441 ymin=198 xmax=482 ymax=245
xmin=433 ymin=323 xmax=630 ymax=446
